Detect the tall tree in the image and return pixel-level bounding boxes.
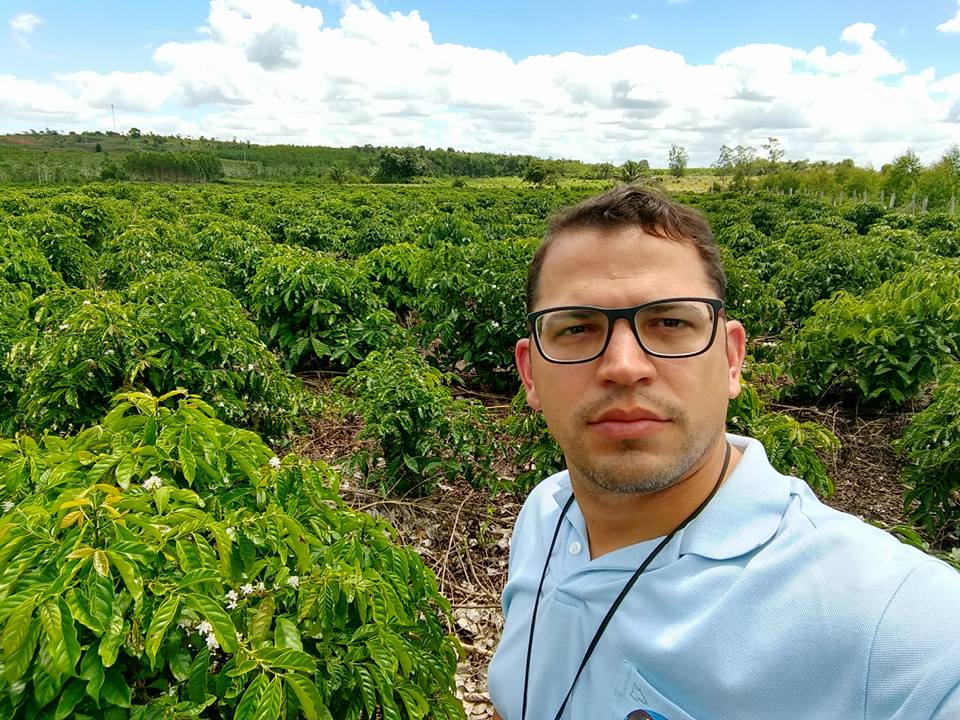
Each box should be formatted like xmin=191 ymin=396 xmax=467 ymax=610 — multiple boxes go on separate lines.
xmin=761 ymin=137 xmax=785 ymax=165
xmin=713 ymin=145 xmax=734 ymax=176
xmin=882 ymin=148 xmax=923 ymax=199
xmin=374 ymin=148 xmax=426 ymax=183
xmin=620 ymin=159 xmax=649 ymax=183
xmin=668 ymin=145 xmax=688 ymax=178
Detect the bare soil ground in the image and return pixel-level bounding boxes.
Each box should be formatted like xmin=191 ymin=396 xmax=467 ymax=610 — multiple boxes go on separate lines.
xmin=293 ymin=399 xmax=914 ymax=719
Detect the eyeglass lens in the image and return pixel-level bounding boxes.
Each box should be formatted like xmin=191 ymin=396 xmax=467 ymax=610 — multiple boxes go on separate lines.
xmin=534 ymin=300 xmax=717 ymax=362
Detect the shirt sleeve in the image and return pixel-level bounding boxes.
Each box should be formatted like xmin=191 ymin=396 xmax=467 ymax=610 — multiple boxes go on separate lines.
xmin=866 ymin=559 xmax=960 ymax=720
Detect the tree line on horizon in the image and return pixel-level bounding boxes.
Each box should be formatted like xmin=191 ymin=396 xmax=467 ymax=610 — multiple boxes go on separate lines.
xmin=2 ymin=129 xmax=958 ymax=212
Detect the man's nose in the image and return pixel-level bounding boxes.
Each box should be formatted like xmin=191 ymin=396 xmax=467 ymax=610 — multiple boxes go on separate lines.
xmin=595 ymin=317 xmax=657 ymax=385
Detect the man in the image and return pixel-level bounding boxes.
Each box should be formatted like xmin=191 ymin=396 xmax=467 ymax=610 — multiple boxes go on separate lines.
xmin=487 ymin=185 xmax=960 ymax=720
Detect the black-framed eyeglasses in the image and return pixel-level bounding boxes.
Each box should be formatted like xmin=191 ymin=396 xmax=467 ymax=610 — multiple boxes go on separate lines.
xmin=527 ymin=297 xmax=725 ymax=364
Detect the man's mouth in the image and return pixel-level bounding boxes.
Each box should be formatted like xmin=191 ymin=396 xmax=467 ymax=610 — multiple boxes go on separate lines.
xmin=588 ymin=407 xmax=670 ymax=440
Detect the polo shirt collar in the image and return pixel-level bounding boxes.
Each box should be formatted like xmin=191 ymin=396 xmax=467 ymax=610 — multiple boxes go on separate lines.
xmin=677 ymin=433 xmax=792 ymax=560
xmin=548 ymin=433 xmax=793 ymax=563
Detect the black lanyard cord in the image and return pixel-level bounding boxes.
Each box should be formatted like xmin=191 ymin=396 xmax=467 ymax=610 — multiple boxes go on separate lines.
xmin=520 ymin=442 xmax=732 ymax=720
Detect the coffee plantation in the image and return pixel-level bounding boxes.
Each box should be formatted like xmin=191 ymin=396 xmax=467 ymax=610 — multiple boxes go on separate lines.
xmin=1 ymin=179 xmax=959 ymax=718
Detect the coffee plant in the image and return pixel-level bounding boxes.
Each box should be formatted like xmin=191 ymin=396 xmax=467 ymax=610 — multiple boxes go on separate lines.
xmin=0 ymin=390 xmax=465 ymax=720
xmin=249 ymin=246 xmax=401 ymax=371
xmin=895 ymin=363 xmax=960 ymax=545
xmin=783 ymin=258 xmax=960 ymax=405
xmin=410 ymin=238 xmax=532 ymax=392
xmin=727 ymin=382 xmax=839 ymax=496
xmin=0 ymin=227 xmax=66 ymax=294
xmin=8 ymin=212 xmax=99 ymax=289
xmin=498 ymin=389 xmax=565 ymax=496
xmin=335 ymin=346 xmax=496 ymax=496
xmin=125 ymin=270 xmax=311 ymax=439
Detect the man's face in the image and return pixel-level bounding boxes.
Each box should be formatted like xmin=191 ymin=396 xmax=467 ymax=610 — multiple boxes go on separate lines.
xmin=516 ymin=225 xmax=745 ymax=495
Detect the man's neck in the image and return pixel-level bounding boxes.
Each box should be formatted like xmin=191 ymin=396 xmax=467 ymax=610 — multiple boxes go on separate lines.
xmin=572 ymin=442 xmax=742 ymax=560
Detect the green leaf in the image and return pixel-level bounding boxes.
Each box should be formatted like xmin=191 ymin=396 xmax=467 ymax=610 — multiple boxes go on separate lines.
xmin=145 ymin=595 xmax=180 ymax=666
xmin=3 ymin=617 xmax=39 ymax=684
xmin=99 ymin=603 xmax=125 ymax=668
xmin=87 ymin=569 xmax=115 ymax=630
xmin=115 ymin=454 xmax=135 ymax=490
xmin=66 ymin=587 xmax=103 ymax=634
xmin=180 ymin=446 xmax=197 ymax=485
xmin=274 ymin=617 xmax=302 ymax=652
xmin=187 ymin=646 xmax=210 ymax=704
xmin=101 ymin=667 xmax=131 ymax=708
xmin=4 ymin=593 xmax=37 ymax=657
xmin=38 ymin=598 xmax=80 ymax=677
xmin=54 ymin=678 xmax=87 ymax=720
xmin=284 ymin=673 xmax=331 ymax=720
xmin=250 ymin=595 xmax=274 ymax=645
xmin=32 ymin=661 xmax=61 ymax=708
xmin=105 ymin=550 xmax=143 ymax=603
xmin=168 ymin=645 xmax=192 ymax=682
xmin=396 ymin=681 xmax=430 ymax=720
xmin=92 ymin=550 xmax=110 ymax=577
xmin=234 ymin=673 xmax=268 ymax=720
xmin=80 ymin=647 xmax=105 ymax=703
xmin=258 ymin=647 xmax=316 ymax=674
xmin=155 ymin=485 xmax=170 ymax=515
xmin=252 ymin=676 xmax=283 ymax=720
xmin=209 ymin=523 xmax=233 ymax=575
xmin=184 ymin=593 xmax=238 ymax=654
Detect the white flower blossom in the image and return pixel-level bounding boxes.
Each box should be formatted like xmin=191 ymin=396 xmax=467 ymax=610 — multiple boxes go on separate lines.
xmin=269 ymin=456 xmax=281 ymax=469
xmin=205 ymin=634 xmax=220 ymax=650
xmin=240 ymin=583 xmax=254 ymax=595
xmin=225 ymin=590 xmax=239 ymax=609
xmin=196 ymin=620 xmax=213 ymax=635
xmin=143 ymin=475 xmax=163 ymax=491
xmin=82 ymin=300 xmax=91 ymax=306
xmin=225 ymin=526 xmax=236 ymax=540
xmin=286 ymin=576 xmax=300 ymax=588
xmin=2 ymin=501 xmax=14 ymax=512
xmin=199 ymin=327 xmax=206 ymax=335
xmin=256 ymin=581 xmax=265 ymax=592
xmin=58 ymin=323 xmax=70 ymax=330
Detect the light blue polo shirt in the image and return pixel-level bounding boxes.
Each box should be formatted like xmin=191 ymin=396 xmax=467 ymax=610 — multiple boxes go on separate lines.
xmin=487 ymin=434 xmax=960 ymax=720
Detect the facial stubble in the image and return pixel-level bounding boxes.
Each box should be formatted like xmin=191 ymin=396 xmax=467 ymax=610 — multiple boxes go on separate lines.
xmin=564 ymin=393 xmax=719 ymax=496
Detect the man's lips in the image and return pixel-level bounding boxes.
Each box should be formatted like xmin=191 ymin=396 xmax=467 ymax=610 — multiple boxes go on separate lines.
xmin=588 ymin=408 xmax=670 ymax=439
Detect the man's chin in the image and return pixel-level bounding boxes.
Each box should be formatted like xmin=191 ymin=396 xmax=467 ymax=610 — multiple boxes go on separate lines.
xmin=574 ymin=460 xmax=686 ymax=496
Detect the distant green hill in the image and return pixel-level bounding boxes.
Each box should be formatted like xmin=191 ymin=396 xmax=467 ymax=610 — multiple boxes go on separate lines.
xmin=0 ymin=130 xmax=613 ymax=184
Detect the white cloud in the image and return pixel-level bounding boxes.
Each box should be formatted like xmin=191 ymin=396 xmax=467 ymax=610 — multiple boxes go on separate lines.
xmin=11 ymin=12 xmax=42 ymax=48
xmin=937 ymin=3 xmax=960 ymax=33
xmin=804 ymin=23 xmax=905 ymax=77
xmin=11 ymin=12 xmax=42 ymax=33
xmin=2 ymin=2 xmax=959 ymax=167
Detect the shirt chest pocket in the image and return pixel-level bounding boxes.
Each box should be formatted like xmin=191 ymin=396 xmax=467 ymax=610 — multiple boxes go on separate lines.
xmin=605 ymin=660 xmax=700 ymax=720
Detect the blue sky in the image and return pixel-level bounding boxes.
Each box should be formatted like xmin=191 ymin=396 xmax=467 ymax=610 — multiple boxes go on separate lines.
xmin=3 ymin=1 xmax=960 ymax=166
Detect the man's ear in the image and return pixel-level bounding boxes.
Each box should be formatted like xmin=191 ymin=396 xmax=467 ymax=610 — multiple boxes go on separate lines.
xmin=724 ymin=319 xmax=747 ymax=399
xmin=515 ymin=338 xmax=541 ymax=410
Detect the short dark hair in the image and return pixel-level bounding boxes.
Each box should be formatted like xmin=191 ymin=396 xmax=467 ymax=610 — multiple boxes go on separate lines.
xmin=526 ymin=184 xmax=725 ymax=312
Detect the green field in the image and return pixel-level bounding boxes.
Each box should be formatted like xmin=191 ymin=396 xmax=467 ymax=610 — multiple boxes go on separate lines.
xmin=1 ymin=177 xmax=959 ymax=718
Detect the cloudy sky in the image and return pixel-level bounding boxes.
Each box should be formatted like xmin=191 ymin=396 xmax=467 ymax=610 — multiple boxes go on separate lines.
xmin=3 ymin=0 xmax=960 ymax=167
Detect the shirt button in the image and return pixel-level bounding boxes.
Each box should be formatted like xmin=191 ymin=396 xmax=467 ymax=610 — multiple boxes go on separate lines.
xmin=569 ymin=542 xmax=583 ymax=555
